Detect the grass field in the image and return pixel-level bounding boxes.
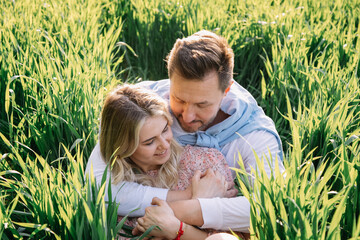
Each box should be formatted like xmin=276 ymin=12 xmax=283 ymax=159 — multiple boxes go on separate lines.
xmin=1 ymin=0 xmax=359 ymax=239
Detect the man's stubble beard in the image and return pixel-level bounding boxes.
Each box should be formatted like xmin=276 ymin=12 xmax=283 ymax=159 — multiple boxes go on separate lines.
xmin=176 ymin=114 xmax=216 ymax=132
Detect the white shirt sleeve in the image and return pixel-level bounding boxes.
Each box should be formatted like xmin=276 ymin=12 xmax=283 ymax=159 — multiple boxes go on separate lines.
xmin=198 ymin=197 xmax=251 ymax=232
xmin=199 ymin=130 xmax=285 ymax=231
xmin=84 ymin=143 xmax=169 ymax=217
xmin=223 ymin=130 xmax=285 ymax=178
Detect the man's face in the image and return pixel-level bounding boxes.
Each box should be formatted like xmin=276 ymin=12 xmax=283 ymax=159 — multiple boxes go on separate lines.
xmin=169 ymin=70 xmax=226 ymax=132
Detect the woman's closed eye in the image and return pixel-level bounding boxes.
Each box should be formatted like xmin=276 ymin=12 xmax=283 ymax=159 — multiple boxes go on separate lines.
xmin=144 ymin=139 xmax=154 ymax=145
xmin=162 ymin=124 xmax=169 ymax=133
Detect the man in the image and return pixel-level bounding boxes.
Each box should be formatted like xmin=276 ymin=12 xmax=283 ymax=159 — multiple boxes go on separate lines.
xmin=87 ymin=30 xmax=285 ymax=234
xmin=134 ymin=30 xmax=285 ymax=232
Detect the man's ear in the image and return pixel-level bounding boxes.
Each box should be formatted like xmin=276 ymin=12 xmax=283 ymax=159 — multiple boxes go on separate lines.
xmin=224 ymin=80 xmax=234 ymax=95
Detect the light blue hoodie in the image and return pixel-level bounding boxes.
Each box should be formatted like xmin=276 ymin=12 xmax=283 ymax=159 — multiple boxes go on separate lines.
xmin=137 ymin=79 xmax=283 ymax=161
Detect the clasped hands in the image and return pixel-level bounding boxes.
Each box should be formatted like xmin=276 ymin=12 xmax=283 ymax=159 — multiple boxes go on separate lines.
xmin=191 ymin=168 xmax=238 ymax=199
xmin=132 ymin=169 xmax=237 ymax=239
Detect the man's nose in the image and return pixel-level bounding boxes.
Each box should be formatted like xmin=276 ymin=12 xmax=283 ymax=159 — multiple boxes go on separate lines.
xmin=182 ymin=105 xmax=196 ymax=123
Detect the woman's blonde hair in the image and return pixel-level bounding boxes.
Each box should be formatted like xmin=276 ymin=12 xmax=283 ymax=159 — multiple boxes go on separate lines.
xmin=99 ymin=84 xmax=182 ymax=188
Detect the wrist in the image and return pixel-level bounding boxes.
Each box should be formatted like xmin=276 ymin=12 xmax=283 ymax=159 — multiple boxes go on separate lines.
xmin=184 ymin=187 xmax=192 ymax=199
xmin=167 ymin=189 xmax=192 ymax=202
xmin=162 ymin=217 xmax=181 ymax=240
xmin=166 ymin=220 xmax=179 ymax=240
xmin=172 ymin=221 xmax=185 ymax=240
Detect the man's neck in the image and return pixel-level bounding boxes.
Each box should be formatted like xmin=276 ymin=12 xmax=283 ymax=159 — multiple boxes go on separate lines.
xmin=204 ymin=110 xmax=230 ymax=130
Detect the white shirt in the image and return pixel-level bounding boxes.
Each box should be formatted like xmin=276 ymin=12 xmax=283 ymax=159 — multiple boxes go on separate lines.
xmin=85 ymin=143 xmax=168 ymax=217
xmin=199 ymin=130 xmax=285 ymax=232
xmin=85 ymin=129 xmax=285 ymax=231
xmin=85 ymin=79 xmax=285 ymax=231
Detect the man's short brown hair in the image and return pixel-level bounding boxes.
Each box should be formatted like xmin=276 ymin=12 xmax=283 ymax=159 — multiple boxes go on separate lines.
xmin=166 ymin=30 xmax=234 ymax=92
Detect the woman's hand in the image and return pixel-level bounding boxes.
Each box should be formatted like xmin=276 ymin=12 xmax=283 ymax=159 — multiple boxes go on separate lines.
xmin=191 ymin=169 xmax=237 ymax=199
xmin=132 ymin=197 xmax=181 ymax=239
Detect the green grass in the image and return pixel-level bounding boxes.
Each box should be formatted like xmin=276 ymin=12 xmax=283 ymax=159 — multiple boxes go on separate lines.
xmin=1 ymin=0 xmax=359 ymax=239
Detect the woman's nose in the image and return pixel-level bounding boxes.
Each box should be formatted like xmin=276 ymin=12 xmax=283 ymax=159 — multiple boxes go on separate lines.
xmin=158 ymin=136 xmax=170 ymax=149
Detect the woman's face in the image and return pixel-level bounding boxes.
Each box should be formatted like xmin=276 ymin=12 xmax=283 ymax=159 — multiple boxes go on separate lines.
xmin=130 ymin=115 xmax=173 ymax=172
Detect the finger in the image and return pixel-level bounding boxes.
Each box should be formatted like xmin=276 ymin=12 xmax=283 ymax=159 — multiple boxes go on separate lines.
xmin=227 ymin=181 xmax=235 ymax=190
xmin=224 ymin=181 xmax=228 ymax=191
xmin=215 ymin=172 xmax=225 ymax=185
xmin=205 ymin=168 xmax=214 ymax=177
xmin=215 ymin=171 xmax=225 ymax=183
xmin=221 ymin=174 xmax=226 ymax=184
xmin=224 ymin=188 xmax=238 ymax=198
xmin=132 ymin=225 xmax=144 ymax=235
xmin=151 ymin=196 xmax=165 ymax=206
xmin=193 ymin=170 xmax=202 ymax=180
xmin=137 ymin=217 xmax=144 ymax=225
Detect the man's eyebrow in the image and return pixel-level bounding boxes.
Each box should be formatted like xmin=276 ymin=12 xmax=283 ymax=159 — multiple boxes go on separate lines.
xmin=173 ymin=94 xmax=209 ymax=105
xmin=197 ymin=101 xmax=210 ymax=105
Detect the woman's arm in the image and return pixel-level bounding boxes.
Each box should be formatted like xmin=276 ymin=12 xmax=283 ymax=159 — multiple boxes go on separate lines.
xmin=168 ymin=199 xmax=204 ymax=226
xmin=86 ymin=144 xmax=234 ymax=217
xmin=166 ymin=187 xmax=192 ymax=201
xmin=86 ymin=144 xmax=168 ymax=217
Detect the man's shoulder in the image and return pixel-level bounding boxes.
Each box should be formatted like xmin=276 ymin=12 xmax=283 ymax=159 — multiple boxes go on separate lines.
xmin=224 ymin=130 xmax=280 ymax=153
xmin=136 ymin=79 xmax=170 ymax=99
xmin=136 ymin=79 xmax=170 ymax=90
xmin=224 ymin=81 xmax=258 ymax=107
xmin=237 ymin=129 xmax=279 ymax=144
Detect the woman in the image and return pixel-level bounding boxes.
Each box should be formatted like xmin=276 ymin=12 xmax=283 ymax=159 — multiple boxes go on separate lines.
xmin=93 ymin=84 xmax=236 ymax=239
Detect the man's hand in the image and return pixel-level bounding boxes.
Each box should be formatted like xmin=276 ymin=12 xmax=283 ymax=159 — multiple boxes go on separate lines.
xmin=132 ymin=197 xmax=180 ymax=239
xmin=191 ymin=169 xmax=238 ymax=199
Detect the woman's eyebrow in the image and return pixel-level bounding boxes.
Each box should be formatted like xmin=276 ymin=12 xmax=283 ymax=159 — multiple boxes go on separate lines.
xmin=142 ymin=136 xmax=155 ymax=144
xmin=141 ymin=122 xmax=168 ymax=143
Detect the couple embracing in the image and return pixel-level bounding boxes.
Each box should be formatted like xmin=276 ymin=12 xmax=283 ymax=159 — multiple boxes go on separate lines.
xmin=86 ymin=30 xmax=285 ymax=240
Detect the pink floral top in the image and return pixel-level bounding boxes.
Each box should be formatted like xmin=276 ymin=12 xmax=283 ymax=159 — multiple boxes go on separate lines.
xmin=174 ymin=145 xmax=233 ymax=190
xmin=118 ymin=145 xmax=232 ymax=236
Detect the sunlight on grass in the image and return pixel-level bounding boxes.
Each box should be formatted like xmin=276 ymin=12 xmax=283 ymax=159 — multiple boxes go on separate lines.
xmin=1 ymin=0 xmax=359 ymax=239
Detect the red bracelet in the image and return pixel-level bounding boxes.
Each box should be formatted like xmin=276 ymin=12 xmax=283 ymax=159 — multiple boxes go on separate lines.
xmin=173 ymin=221 xmax=184 ymax=240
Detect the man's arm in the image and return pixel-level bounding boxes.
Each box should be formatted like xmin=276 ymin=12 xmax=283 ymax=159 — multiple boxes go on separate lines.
xmin=168 ymin=196 xmax=251 ymax=232
xmin=85 ymin=143 xmax=192 ymax=217
xmin=168 ymin=131 xmax=285 ymax=231
xmin=195 ymin=130 xmax=284 ymax=231
xmin=85 ymin=143 xmax=236 ymax=217
xmin=223 ymin=130 xmax=285 ymax=177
